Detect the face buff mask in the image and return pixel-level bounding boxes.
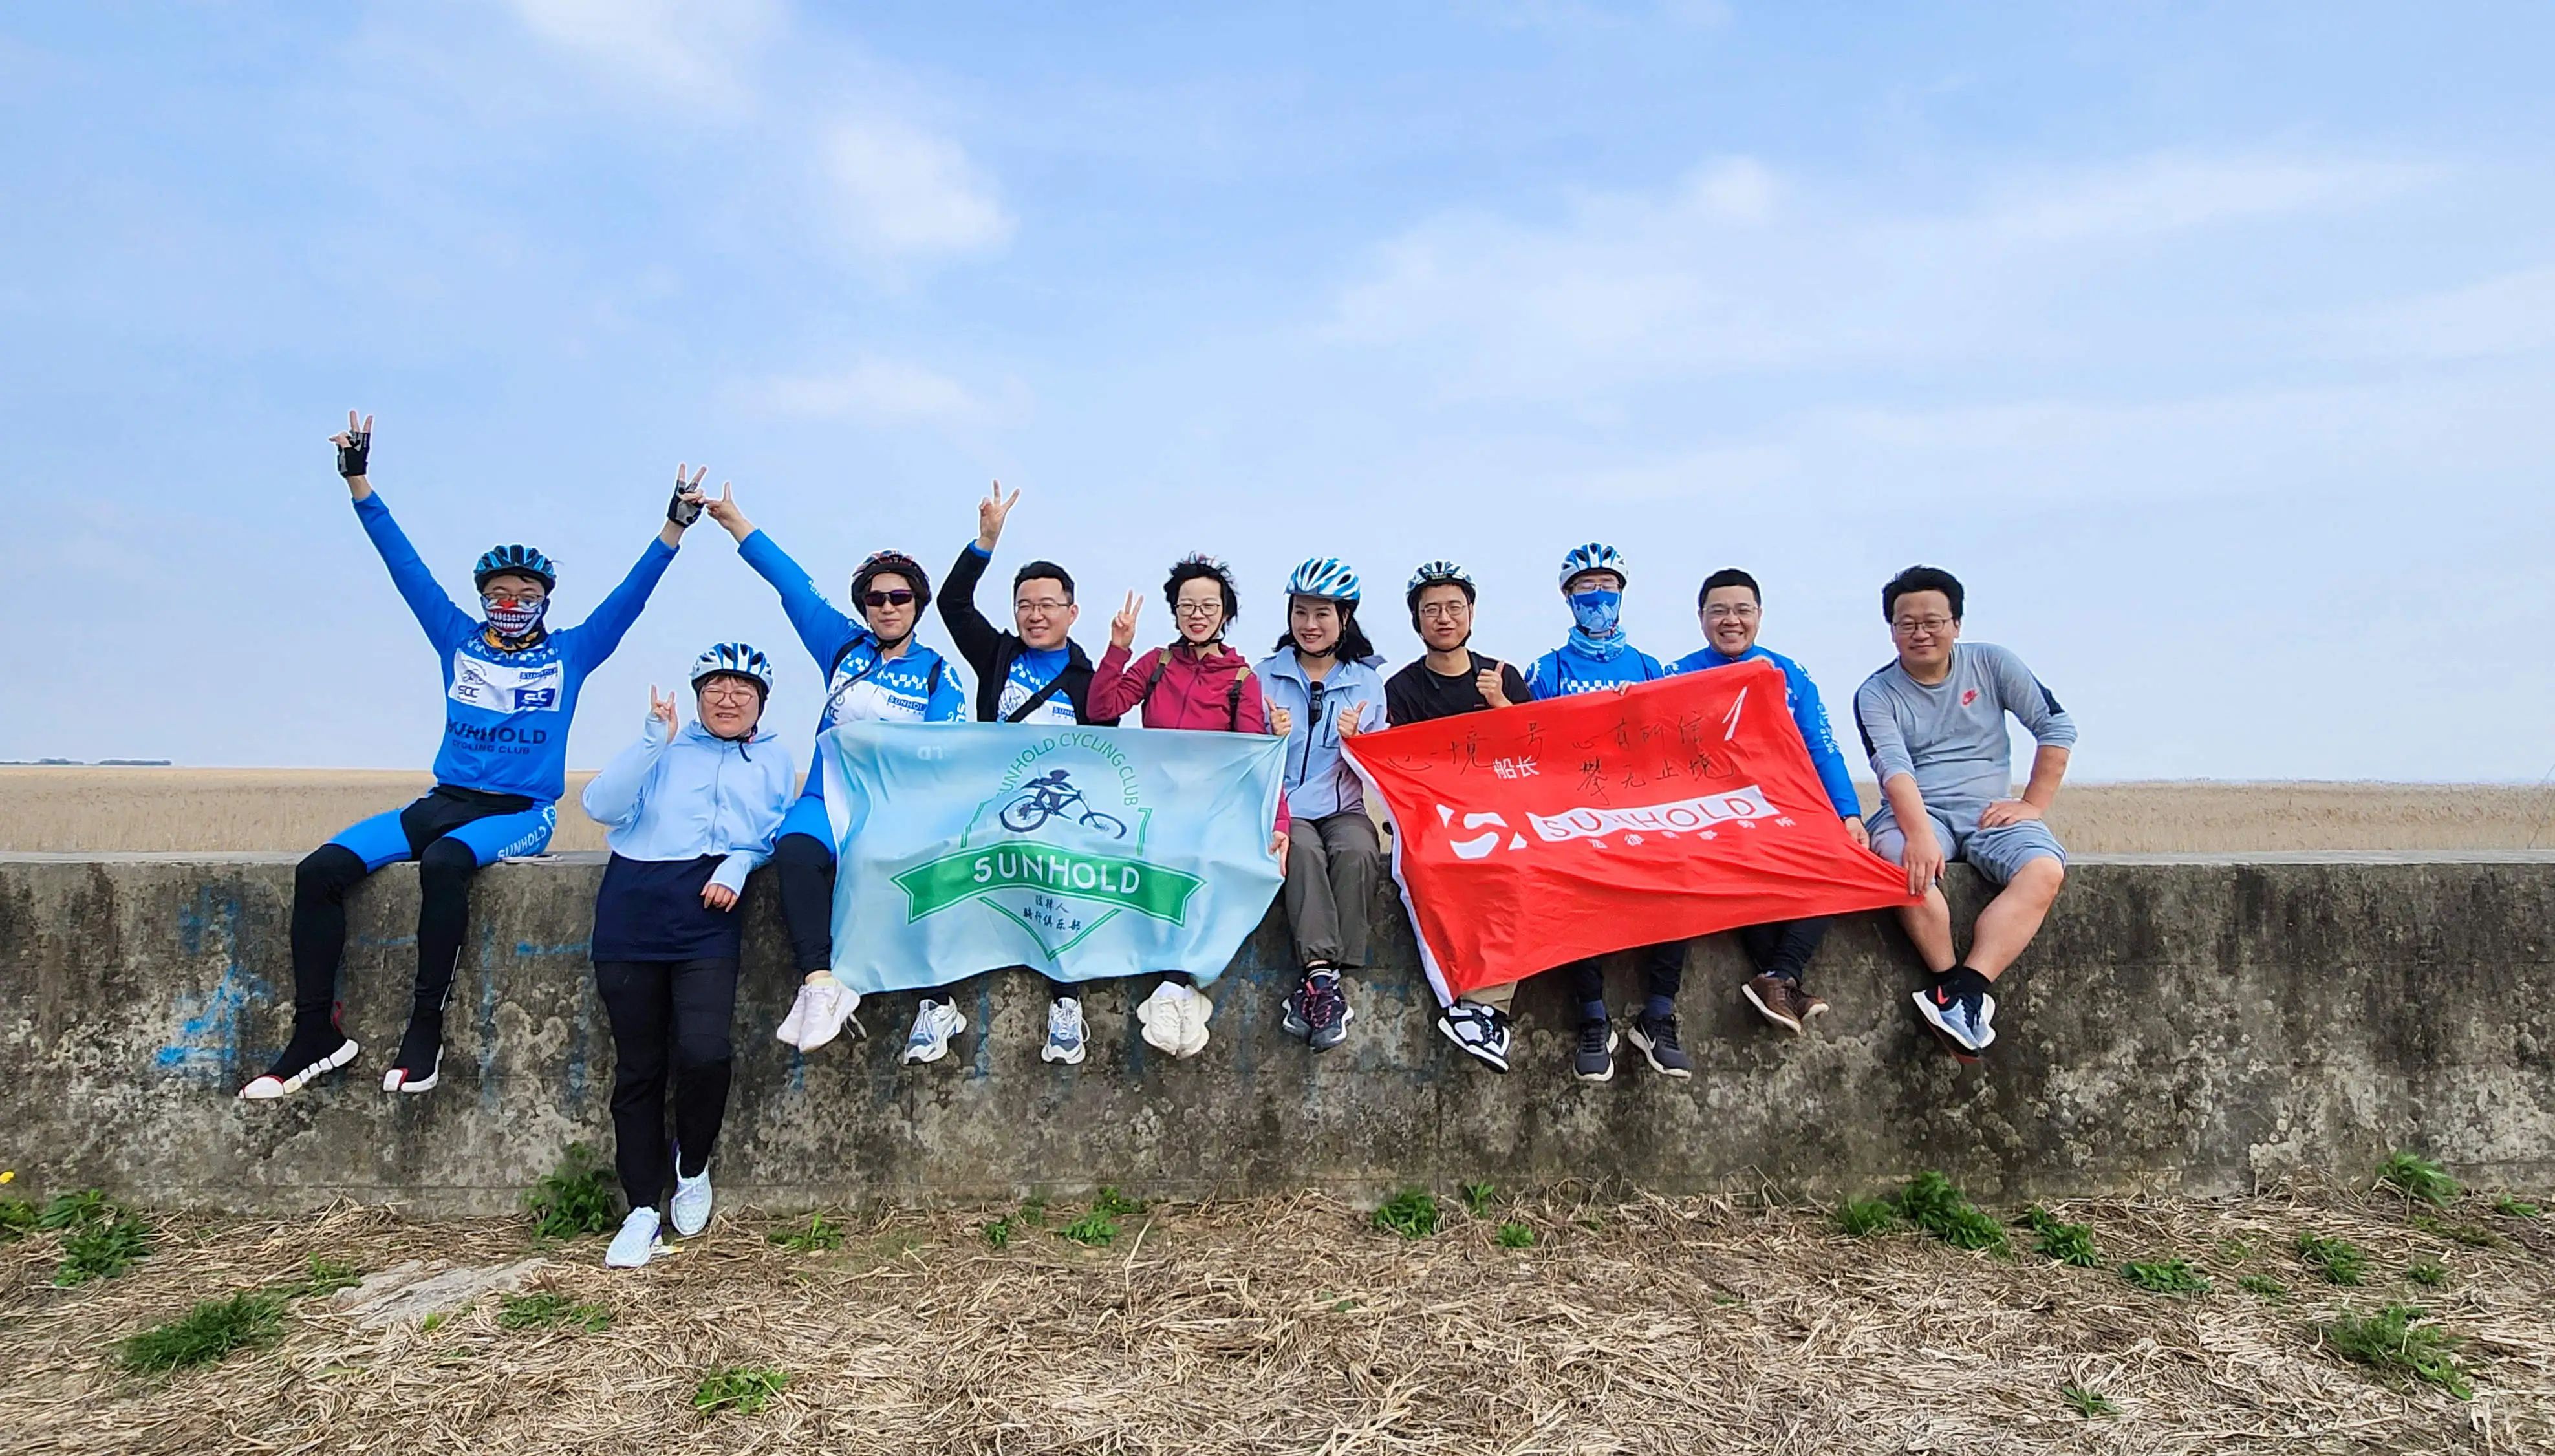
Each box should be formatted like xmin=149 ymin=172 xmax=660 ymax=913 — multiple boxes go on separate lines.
xmin=483 ymin=596 xmax=549 ymax=641
xmin=1567 ymin=588 xmax=1627 ymax=661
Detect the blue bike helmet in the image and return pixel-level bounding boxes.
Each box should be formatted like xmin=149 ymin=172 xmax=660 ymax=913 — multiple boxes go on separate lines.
xmin=689 ymin=642 xmax=776 ymax=701
xmin=1558 ymin=542 xmax=1628 ymax=590
xmin=1285 ymin=557 xmax=1361 ymax=604
xmin=474 ymin=544 xmax=556 ymax=593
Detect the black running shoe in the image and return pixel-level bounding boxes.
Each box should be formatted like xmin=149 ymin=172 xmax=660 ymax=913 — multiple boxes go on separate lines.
xmin=1627 ymin=1012 xmax=1692 ymax=1078
xmin=1302 ymin=972 xmax=1352 ymax=1053
xmin=239 ymin=1011 xmax=359 ymax=1100
xmin=1572 ymin=1017 xmax=1617 ymax=1084
xmin=382 ymin=1011 xmax=444 ymax=1094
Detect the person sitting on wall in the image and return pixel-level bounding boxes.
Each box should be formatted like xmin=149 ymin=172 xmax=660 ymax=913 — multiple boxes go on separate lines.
xmin=581 ymin=647 xmax=794 ymax=1269
xmin=1855 ymin=564 xmax=2076 ymax=1060
xmin=1666 ymin=567 xmax=1870 ymax=1037
xmin=931 ymin=483 xmax=1122 ymax=1067
xmin=239 ymin=411 xmax=700 ymax=1102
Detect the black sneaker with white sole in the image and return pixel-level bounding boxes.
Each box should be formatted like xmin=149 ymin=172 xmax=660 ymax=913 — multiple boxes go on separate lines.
xmin=1436 ymin=1003 xmax=1512 ymax=1073
xmin=382 ymin=1011 xmax=444 ymax=1093
xmin=1572 ymin=1018 xmax=1617 ymax=1083
xmin=1626 ymin=1013 xmax=1692 ymax=1078
xmin=239 ymin=1014 xmax=360 ymax=1100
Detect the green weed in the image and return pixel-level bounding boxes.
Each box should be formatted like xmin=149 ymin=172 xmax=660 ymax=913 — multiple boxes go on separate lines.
xmin=980 ymin=1216 xmax=1017 ymax=1249
xmin=497 ymin=1291 xmax=612 ymax=1333
xmin=693 ymin=1365 xmax=790 ymax=1416
xmin=2409 ymin=1214 xmax=2502 ymax=1248
xmin=56 ymin=1214 xmax=153 ymax=1285
xmin=0 ymin=1196 xmax=36 ymax=1239
xmin=1020 ymin=1195 xmax=1049 ymax=1225
xmin=38 ymin=1190 xmax=113 ymax=1229
xmin=1090 ymin=1187 xmax=1142 ymax=1218
xmin=1372 ymin=1188 xmax=1442 ymax=1241
xmin=769 ymin=1213 xmax=846 ymax=1253
xmin=2319 ymin=1303 xmax=2472 ymax=1400
xmin=2376 ymin=1151 xmax=2461 ymax=1208
xmin=2022 ymin=1206 xmax=2100 ymax=1267
xmin=2490 ymin=1195 xmax=2539 ymax=1219
xmin=1495 ymin=1221 xmax=1535 ymax=1248
xmin=1058 ymin=1212 xmax=1118 ymax=1247
xmin=119 ymin=1292 xmax=285 ymax=1373
xmin=284 ymin=1256 xmax=363 ymax=1300
xmin=524 ymin=1144 xmax=618 ymax=1240
xmin=1461 ymin=1181 xmax=1496 ymax=1218
xmin=2297 ymin=1232 xmax=2368 ymax=1286
xmin=1897 ymin=1172 xmax=2007 ymax=1254
xmin=2120 ymin=1257 xmax=2212 ymax=1295
xmin=2239 ymin=1274 xmax=2289 ymax=1298
xmin=2059 ymin=1382 xmax=2118 ymax=1417
xmin=1833 ymin=1197 xmax=1900 ymax=1237
xmin=2406 ymin=1258 xmax=2449 ymax=1289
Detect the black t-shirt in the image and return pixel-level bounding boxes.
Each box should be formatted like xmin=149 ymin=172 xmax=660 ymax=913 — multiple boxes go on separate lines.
xmin=1385 ymin=651 xmax=1534 ymax=726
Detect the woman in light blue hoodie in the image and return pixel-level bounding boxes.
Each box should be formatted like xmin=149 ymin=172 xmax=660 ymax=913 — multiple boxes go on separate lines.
xmin=580 ymin=643 xmax=795 ymax=1269
xmin=1255 ymin=558 xmax=1388 ymax=1052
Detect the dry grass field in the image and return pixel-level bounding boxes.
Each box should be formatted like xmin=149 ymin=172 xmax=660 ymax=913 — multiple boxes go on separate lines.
xmin=7 ymin=1178 xmax=2550 ymax=1454
xmin=3 ymin=767 xmax=2551 ymax=855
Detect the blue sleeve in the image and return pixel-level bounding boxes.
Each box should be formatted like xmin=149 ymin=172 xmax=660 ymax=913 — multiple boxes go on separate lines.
xmin=711 ymin=745 xmax=797 ymax=893
xmin=1780 ymin=657 xmax=1863 ymax=820
xmin=563 ymin=536 xmax=678 ymax=670
xmin=738 ymin=528 xmax=859 ymax=669
xmin=352 ymin=493 xmax=474 ymax=648
xmin=579 ymin=717 xmax=671 ymax=828
xmin=925 ymin=654 xmax=970 ymax=722
xmin=1524 ymin=652 xmax=1558 ymax=701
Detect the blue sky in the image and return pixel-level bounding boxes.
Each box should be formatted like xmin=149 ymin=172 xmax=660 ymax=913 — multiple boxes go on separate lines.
xmin=5 ymin=1 xmax=2549 ymax=780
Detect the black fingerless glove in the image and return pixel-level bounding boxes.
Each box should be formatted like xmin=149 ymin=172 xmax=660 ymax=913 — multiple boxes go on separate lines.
xmin=336 ymin=431 xmax=371 ymax=479
xmin=667 ymin=481 xmax=704 ymax=526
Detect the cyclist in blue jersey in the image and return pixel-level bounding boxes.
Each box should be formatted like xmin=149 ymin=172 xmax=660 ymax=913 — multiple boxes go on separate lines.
xmin=1666 ymin=567 xmax=1870 ymax=1036
xmin=695 ymin=484 xmax=967 ymax=1059
xmin=1524 ymin=544 xmax=1684 ymax=1084
xmin=935 ymin=483 xmax=1119 ymax=1065
xmin=239 ymin=411 xmax=702 ymax=1102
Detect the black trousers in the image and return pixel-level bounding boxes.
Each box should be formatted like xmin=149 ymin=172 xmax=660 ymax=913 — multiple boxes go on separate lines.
xmin=1566 ymin=941 xmax=1687 ymax=1010
xmin=1738 ymin=917 xmax=1830 ymax=981
xmin=594 ymin=957 xmax=739 ymax=1212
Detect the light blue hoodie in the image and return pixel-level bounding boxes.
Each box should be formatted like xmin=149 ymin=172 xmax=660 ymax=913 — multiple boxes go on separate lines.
xmin=1255 ymin=649 xmax=1388 ymax=820
xmin=580 ymin=714 xmax=795 ymax=895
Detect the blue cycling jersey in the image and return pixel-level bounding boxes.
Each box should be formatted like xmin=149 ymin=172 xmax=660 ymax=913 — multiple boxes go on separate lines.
xmin=1669 ymin=643 xmax=1863 ymax=821
xmin=1524 ymin=639 xmax=1666 ymax=699
xmin=356 ymin=491 xmax=673 ymax=802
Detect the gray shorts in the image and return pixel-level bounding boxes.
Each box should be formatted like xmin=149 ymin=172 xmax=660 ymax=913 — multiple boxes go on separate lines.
xmin=1868 ymin=800 xmax=2065 ymax=886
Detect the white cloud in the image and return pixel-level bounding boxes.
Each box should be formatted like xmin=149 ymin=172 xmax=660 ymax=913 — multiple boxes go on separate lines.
xmin=822 ymin=120 xmax=1015 ymax=261
xmin=503 ymin=0 xmax=784 ymax=106
xmin=740 ymin=358 xmax=996 ymax=424
xmin=1978 ymin=153 xmax=2428 ymax=243
xmin=2328 ymin=262 xmax=2555 ymax=361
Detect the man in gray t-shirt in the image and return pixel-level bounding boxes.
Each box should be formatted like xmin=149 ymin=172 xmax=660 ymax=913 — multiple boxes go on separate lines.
xmin=1854 ymin=566 xmax=2075 ymax=1058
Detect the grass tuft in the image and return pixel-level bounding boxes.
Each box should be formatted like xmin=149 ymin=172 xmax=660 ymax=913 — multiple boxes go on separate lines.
xmin=524 ymin=1143 xmax=619 ymax=1240
xmin=57 ymin=1212 xmax=153 ymax=1286
xmin=0 ymin=1195 xmax=36 ymax=1239
xmin=2060 ymin=1382 xmax=2119 ymax=1417
xmin=2408 ymin=1214 xmax=2502 ymax=1248
xmin=2490 ymin=1194 xmax=2539 ymax=1220
xmin=2021 ymin=1206 xmax=2101 ymax=1267
xmin=2375 ymin=1151 xmax=2461 ymax=1208
xmin=769 ymin=1213 xmax=846 ymax=1253
xmin=2239 ymin=1274 xmax=2289 ymax=1298
xmin=980 ymin=1216 xmax=1016 ymax=1249
xmin=1058 ymin=1212 xmax=1118 ymax=1247
xmin=1832 ymin=1196 xmax=1899 ymax=1237
xmin=2406 ymin=1258 xmax=2449 ymax=1289
xmin=119 ymin=1292 xmax=285 ymax=1374
xmin=2296 ymin=1232 xmax=2368 ymax=1286
xmin=1461 ymin=1181 xmax=1497 ymax=1218
xmin=281 ymin=1255 xmax=363 ymax=1300
xmin=2120 ymin=1257 xmax=2212 ymax=1295
xmin=1091 ymin=1186 xmax=1143 ymax=1218
xmin=693 ymin=1365 xmax=790 ymax=1416
xmin=1495 ymin=1221 xmax=1534 ymax=1248
xmin=1372 ymin=1188 xmax=1443 ymax=1241
xmin=2319 ymin=1303 xmax=2472 ymax=1400
xmin=39 ymin=1189 xmax=113 ymax=1229
xmin=497 ymin=1291 xmax=612 ymax=1333
xmin=1897 ymin=1172 xmax=2007 ymax=1253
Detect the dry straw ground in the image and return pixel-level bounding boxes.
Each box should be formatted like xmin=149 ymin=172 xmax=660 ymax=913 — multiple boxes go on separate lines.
xmin=5 ymin=768 xmax=2555 ymax=854
xmin=8 ymin=1181 xmax=2552 ymax=1454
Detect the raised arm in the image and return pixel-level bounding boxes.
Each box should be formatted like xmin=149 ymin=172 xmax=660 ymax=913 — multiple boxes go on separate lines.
xmin=1084 ymin=612 xmax=1156 ymax=723
xmin=581 ymin=691 xmax=678 ymax=828
xmin=331 ymin=411 xmax=475 ymax=647
xmin=722 ymin=498 xmax=861 ymax=667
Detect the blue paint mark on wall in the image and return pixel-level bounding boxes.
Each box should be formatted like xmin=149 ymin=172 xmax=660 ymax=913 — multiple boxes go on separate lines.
xmin=156 ymin=886 xmax=253 ymax=1082
xmin=970 ymin=982 xmax=996 ymax=1082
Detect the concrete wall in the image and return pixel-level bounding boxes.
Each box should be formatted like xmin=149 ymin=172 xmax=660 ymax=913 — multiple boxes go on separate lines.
xmin=3 ymin=851 xmax=2550 ymax=1215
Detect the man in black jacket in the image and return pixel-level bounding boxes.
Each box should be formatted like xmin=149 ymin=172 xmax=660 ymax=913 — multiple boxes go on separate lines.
xmin=940 ymin=484 xmax=1119 ymax=728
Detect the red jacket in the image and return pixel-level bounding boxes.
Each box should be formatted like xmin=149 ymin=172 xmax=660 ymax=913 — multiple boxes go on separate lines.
xmin=1089 ymin=639 xmax=1289 ymax=833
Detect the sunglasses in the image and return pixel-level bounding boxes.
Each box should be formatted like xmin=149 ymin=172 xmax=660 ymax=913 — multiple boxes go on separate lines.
xmin=863 ymin=589 xmax=917 ymax=608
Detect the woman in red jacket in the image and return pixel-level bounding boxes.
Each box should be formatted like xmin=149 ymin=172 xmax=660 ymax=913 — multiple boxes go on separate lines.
xmin=1087 ymin=553 xmax=1289 ymax=1058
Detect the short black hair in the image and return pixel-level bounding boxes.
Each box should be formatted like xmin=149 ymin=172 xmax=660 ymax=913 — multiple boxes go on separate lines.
xmin=1013 ymin=561 xmax=1075 ymax=603
xmin=1406 ymin=577 xmax=1476 ymax=630
xmin=1882 ymin=564 xmax=1964 ymax=623
xmin=1698 ymin=567 xmax=1760 ymax=607
xmin=1165 ymin=559 xmax=1240 ymax=621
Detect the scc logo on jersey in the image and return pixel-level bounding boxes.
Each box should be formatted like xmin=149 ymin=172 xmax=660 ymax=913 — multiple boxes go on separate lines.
xmin=451 ymin=654 xmax=566 ymax=714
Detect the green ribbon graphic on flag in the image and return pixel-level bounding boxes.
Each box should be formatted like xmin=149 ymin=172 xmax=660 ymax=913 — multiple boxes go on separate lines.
xmin=894 ymin=846 xmax=1203 ymax=924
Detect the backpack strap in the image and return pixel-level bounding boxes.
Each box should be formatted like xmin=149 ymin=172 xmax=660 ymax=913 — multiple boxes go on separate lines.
xmin=1228 ymin=661 xmax=1253 ymax=731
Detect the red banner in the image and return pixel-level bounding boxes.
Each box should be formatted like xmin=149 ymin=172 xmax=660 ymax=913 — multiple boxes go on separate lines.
xmin=1346 ymin=659 xmax=1913 ymax=998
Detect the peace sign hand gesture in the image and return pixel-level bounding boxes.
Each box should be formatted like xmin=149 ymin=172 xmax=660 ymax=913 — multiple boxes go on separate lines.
xmin=649 ymin=684 xmax=679 ymax=740
xmin=978 ymin=481 xmax=1022 ymax=551
xmin=329 ymin=409 xmax=374 ymax=488
xmin=667 ymin=464 xmax=710 ymax=529
xmin=1109 ymin=590 xmax=1142 ymax=651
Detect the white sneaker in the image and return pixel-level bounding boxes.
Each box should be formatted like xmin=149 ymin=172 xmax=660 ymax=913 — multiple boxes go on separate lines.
xmin=901 ymin=998 xmax=967 ymax=1065
xmin=1137 ymin=982 xmax=1213 ymax=1059
xmin=605 ymin=1207 xmax=663 ymax=1269
xmin=669 ymin=1156 xmax=712 ymax=1237
xmin=238 ymin=1033 xmax=360 ymax=1100
xmin=779 ymin=975 xmax=861 ymax=1053
xmin=1042 ymin=997 xmax=1088 ymax=1064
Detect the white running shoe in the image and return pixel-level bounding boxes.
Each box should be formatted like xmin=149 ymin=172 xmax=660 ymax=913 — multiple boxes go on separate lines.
xmin=901 ymin=998 xmax=967 ymax=1065
xmin=1137 ymin=982 xmax=1213 ymax=1059
xmin=779 ymin=975 xmax=861 ymax=1053
xmin=1042 ymin=997 xmax=1088 ymax=1064
xmin=605 ymin=1207 xmax=663 ymax=1269
xmin=238 ymin=1034 xmax=360 ymax=1100
xmin=1177 ymin=987 xmax=1212 ymax=1059
xmin=669 ymin=1156 xmax=712 ymax=1237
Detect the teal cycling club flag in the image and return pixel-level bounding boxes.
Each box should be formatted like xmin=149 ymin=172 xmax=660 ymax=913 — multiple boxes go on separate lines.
xmin=817 ymin=721 xmax=1286 ymax=994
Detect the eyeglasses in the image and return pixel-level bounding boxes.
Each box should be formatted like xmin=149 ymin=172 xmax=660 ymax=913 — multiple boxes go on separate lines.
xmin=698 ymin=683 xmax=760 ymax=704
xmin=863 ymin=589 xmax=916 ymax=608
xmin=1417 ymin=602 xmax=1469 ymax=621
xmin=1702 ymin=605 xmax=1760 ymax=621
xmin=1015 ymin=598 xmax=1070 ymax=614
xmin=1891 ymin=616 xmax=1955 ymax=637
xmin=482 ymin=589 xmax=546 ymax=607
xmin=1175 ymin=601 xmax=1222 ymax=618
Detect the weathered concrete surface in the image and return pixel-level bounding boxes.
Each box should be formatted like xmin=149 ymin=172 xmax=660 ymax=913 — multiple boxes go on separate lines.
xmin=3 ymin=851 xmax=2550 ymax=1214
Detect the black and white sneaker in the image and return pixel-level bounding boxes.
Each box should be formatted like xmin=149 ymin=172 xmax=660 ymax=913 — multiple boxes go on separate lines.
xmin=1436 ymin=1002 xmax=1512 ymax=1073
xmin=239 ymin=1014 xmax=360 ymax=1100
xmin=381 ymin=1013 xmax=444 ymax=1094
xmin=1626 ymin=1013 xmax=1692 ymax=1078
xmin=1572 ymin=1018 xmax=1617 ymax=1083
